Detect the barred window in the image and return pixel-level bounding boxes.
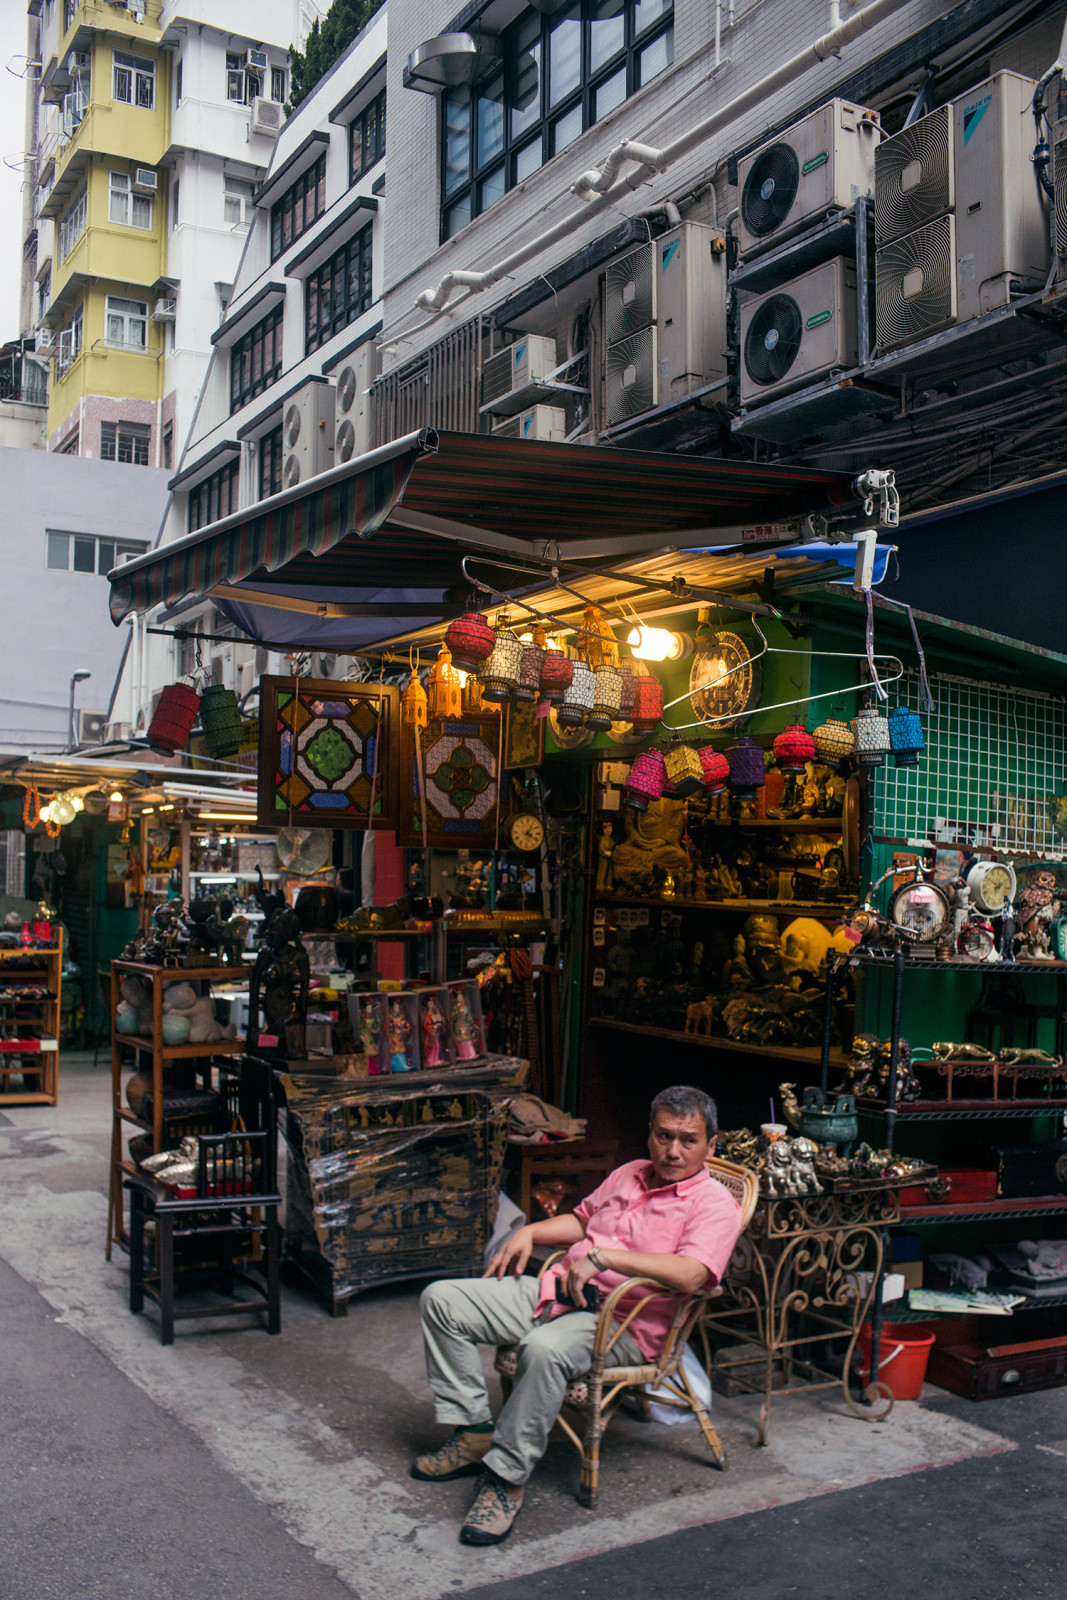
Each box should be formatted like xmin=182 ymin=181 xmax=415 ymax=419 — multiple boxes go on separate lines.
xmin=270 ymin=154 xmax=326 ymax=261
xmin=230 ymin=304 xmax=283 ymax=414
xmin=304 ymin=225 xmax=373 ymax=355
xmin=58 ymin=187 xmax=87 ymax=260
xmin=188 ymin=460 xmax=240 ymax=533
xmin=259 ymin=424 xmax=283 ymax=499
xmin=113 ymin=49 xmax=155 ymax=110
xmin=350 ymin=90 xmax=386 ymax=184
xmin=101 ymin=420 xmax=151 ymax=464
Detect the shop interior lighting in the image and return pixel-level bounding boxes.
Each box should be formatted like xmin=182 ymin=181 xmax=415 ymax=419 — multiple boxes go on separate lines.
xmin=627 ymin=626 xmax=689 ymax=663
xmin=197 ymin=811 xmax=260 ymax=821
xmin=109 ymin=789 xmax=124 ymax=803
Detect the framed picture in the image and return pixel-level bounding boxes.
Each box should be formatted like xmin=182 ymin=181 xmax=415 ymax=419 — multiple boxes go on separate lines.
xmin=257 ymin=676 xmax=399 ymax=831
xmin=592 ymin=926 xmax=605 ymax=946
xmin=399 ymin=712 xmax=507 ymax=849
xmin=593 ymin=908 xmax=606 ymax=926
xmin=504 ymin=700 xmax=545 ymax=771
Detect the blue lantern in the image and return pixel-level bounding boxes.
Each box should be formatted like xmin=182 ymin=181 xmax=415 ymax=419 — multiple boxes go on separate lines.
xmin=888 ymin=706 xmax=925 ymax=768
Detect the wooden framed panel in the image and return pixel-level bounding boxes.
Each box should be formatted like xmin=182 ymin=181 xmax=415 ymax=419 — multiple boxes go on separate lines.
xmin=399 ymin=712 xmax=506 ymax=849
xmin=257 ymin=676 xmax=399 ymax=831
xmin=503 ymin=699 xmax=545 ymax=771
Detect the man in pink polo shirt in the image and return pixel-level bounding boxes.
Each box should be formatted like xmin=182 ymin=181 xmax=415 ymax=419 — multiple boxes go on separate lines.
xmin=413 ymin=1085 xmax=742 ymax=1546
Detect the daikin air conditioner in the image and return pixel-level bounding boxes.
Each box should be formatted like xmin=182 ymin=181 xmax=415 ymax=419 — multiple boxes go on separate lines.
xmin=491 ymin=405 xmax=567 ymax=441
xmin=247 ymin=49 xmax=269 ymax=72
xmin=333 ymin=344 xmax=375 ymax=463
xmin=132 ymin=168 xmax=157 ymax=194
xmin=249 ymin=97 xmax=283 ymax=138
xmin=737 ymin=100 xmax=881 ymax=261
xmin=603 ymin=221 xmax=727 ymax=427
xmin=281 ymin=380 xmax=335 ymax=487
xmin=481 ymin=334 xmax=560 ymax=417
xmin=874 ymin=71 xmax=1047 ymax=347
xmin=739 ymin=258 xmax=858 ymax=406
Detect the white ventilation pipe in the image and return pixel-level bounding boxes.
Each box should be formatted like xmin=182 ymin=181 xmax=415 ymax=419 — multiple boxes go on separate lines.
xmin=414 ymin=0 xmax=913 ymax=314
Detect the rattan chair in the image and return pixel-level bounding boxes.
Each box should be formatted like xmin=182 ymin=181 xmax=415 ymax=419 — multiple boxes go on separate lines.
xmin=494 ymin=1155 xmax=759 ymax=1507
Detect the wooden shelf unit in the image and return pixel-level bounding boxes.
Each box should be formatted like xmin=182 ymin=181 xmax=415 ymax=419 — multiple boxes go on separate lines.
xmin=0 ymin=932 xmax=63 ymax=1107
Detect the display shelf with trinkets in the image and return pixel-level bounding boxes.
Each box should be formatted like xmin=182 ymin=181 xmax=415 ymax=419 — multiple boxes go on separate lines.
xmin=0 ymin=929 xmax=63 ymax=1106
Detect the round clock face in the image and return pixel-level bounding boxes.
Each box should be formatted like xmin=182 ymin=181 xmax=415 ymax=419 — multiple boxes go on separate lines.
xmin=891 ymin=880 xmax=950 ymax=942
xmin=967 ymin=861 xmax=1017 ymax=915
xmin=958 ymin=920 xmax=996 ymax=960
xmin=689 ymin=631 xmax=762 ymax=729
xmin=548 ymin=708 xmax=595 ymax=751
xmin=508 ymin=813 xmax=545 ymax=853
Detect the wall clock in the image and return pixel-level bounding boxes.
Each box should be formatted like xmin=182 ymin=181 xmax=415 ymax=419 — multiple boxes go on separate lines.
xmin=688 ymin=631 xmax=762 ymax=728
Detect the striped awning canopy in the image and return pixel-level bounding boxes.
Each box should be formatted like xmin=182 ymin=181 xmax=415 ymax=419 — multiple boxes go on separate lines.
xmin=108 ymin=427 xmax=863 ymax=648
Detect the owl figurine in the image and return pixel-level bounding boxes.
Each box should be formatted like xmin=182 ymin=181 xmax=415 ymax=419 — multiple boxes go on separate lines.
xmin=1015 ymin=871 xmax=1060 ymax=959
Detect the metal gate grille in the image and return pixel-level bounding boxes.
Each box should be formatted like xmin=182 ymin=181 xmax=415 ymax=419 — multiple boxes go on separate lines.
xmin=873 ymin=669 xmax=1067 ymax=855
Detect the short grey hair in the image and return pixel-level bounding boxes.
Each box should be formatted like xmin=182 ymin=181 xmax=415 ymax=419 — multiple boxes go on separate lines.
xmin=650 ymin=1085 xmax=717 ymax=1139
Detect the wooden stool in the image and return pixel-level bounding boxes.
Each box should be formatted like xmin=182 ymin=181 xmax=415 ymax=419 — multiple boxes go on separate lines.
xmin=509 ymin=1138 xmax=618 ymax=1221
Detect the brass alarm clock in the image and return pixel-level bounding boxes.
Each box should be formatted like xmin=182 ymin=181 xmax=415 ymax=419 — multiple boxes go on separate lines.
xmin=890 ymin=878 xmax=951 ymax=944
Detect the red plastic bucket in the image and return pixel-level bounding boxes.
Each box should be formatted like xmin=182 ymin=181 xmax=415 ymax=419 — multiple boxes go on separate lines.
xmin=858 ymin=1321 xmax=936 ymax=1400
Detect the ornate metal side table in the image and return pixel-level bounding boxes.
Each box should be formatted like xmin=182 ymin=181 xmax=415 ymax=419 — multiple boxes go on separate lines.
xmin=700 ymin=1183 xmax=901 ymax=1444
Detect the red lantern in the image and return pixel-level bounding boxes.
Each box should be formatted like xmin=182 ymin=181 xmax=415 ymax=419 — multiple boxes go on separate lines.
xmin=698 ymin=746 xmax=730 ymax=794
xmin=147 ymin=683 xmax=200 ymax=755
xmin=773 ymin=722 xmax=816 ymax=774
xmin=630 ymin=677 xmax=664 ymax=734
xmin=618 ymin=670 xmax=637 ymax=716
xmin=539 ymin=649 xmax=573 ymax=704
xmin=445 ymin=612 xmax=495 ymax=673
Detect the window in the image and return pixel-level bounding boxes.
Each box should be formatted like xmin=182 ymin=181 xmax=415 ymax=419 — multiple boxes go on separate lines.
xmin=224 ymin=180 xmax=255 ymax=226
xmin=105 ymin=295 xmax=148 ymax=350
xmin=226 ymin=51 xmax=249 ymax=104
xmin=162 ymin=420 xmax=173 ymax=470
xmin=305 ymin=224 xmax=373 ymax=354
xmin=37 ymin=270 xmax=51 ymax=323
xmin=108 ymin=170 xmax=154 ymax=229
xmin=188 ymin=460 xmax=240 ymax=532
xmin=171 ymin=177 xmax=180 ymax=229
xmin=113 ymin=50 xmax=155 ymax=110
xmin=58 ymin=429 xmax=80 ymax=455
xmin=175 ymin=60 xmax=182 ymax=104
xmin=270 ymin=153 xmax=326 ymax=260
xmin=56 ymin=304 xmax=83 ymax=373
xmin=230 ymin=304 xmax=283 ymax=413
xmin=46 ymin=530 xmax=147 ymax=573
xmin=349 ymin=90 xmax=386 ymax=184
xmin=58 ymin=186 xmax=86 ymax=260
xmin=271 ymin=66 xmax=287 ymax=104
xmin=259 ymin=424 xmax=283 ymax=498
xmin=441 ymin=0 xmax=672 ymax=238
xmin=101 ymin=420 xmax=151 ymax=464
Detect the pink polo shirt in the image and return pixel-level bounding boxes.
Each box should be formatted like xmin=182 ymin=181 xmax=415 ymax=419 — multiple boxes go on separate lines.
xmin=534 ymin=1160 xmax=743 ymax=1360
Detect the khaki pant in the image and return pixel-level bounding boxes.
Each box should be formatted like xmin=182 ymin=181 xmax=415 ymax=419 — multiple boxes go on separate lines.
xmin=419 ymin=1274 xmax=642 ymax=1485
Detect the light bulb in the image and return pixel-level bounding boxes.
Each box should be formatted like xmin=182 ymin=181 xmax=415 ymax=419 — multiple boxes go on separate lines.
xmin=40 ymin=803 xmax=54 ymax=823
xmin=109 ymin=789 xmax=123 ymax=803
xmin=627 ymin=626 xmax=684 ymax=662
xmin=71 ymin=795 xmax=84 ymax=812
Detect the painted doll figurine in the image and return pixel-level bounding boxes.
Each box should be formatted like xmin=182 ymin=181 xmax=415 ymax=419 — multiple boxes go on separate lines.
xmin=388 ymin=997 xmax=412 ymax=1073
xmin=421 ymin=996 xmax=447 ymax=1067
xmin=360 ymin=998 xmax=383 ymax=1075
xmin=451 ymin=988 xmax=480 ymax=1061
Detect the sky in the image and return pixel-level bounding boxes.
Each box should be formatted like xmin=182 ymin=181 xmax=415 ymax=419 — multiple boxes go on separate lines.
xmin=1 ymin=10 xmax=33 ymax=340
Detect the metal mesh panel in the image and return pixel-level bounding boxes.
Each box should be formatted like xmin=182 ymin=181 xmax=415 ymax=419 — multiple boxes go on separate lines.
xmin=873 ymin=669 xmax=1067 ymax=854
xmin=371 ymin=315 xmax=493 ymax=446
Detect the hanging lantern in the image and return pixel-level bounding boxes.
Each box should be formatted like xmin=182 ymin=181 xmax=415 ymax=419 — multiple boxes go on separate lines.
xmin=445 ymin=611 xmax=495 ymax=674
xmin=198 ymin=685 xmax=243 ymax=758
xmin=698 ymin=745 xmax=730 ymax=794
xmin=589 ymin=663 xmax=623 ymax=731
xmin=463 ymin=673 xmax=487 ymax=714
xmin=580 ymin=606 xmax=615 ymax=671
xmin=555 ymin=659 xmax=595 ymax=726
xmin=147 ymin=682 xmax=201 ymax=756
xmin=625 ymin=749 xmax=666 ymax=811
xmin=851 ymin=704 xmax=891 ymax=768
xmin=888 ymin=705 xmax=925 ymax=768
xmin=812 ymin=716 xmax=855 ymax=764
xmin=773 ymin=722 xmax=816 ymax=774
xmin=630 ymin=675 xmax=664 ymax=735
xmin=618 ymin=668 xmax=637 ymax=717
xmin=402 ymin=669 xmax=429 ymax=729
xmin=427 ymin=644 xmax=463 ymax=722
xmin=480 ymin=622 xmax=523 ymax=702
xmin=515 ymin=634 xmax=546 ymax=703
xmin=727 ymin=736 xmax=766 ymax=800
xmin=664 ymin=741 xmax=703 ymax=797
xmin=539 ymin=646 xmax=573 ymax=704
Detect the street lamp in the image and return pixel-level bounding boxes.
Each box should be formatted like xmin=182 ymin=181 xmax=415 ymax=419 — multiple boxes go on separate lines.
xmin=68 ymin=669 xmax=91 ymax=751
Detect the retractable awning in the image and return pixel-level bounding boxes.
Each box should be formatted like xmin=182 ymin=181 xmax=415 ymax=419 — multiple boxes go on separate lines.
xmin=108 ymin=428 xmax=864 ymax=648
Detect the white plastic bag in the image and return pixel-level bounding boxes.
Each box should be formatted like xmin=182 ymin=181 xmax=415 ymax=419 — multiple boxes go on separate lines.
xmin=644 ymin=1345 xmax=712 ymax=1425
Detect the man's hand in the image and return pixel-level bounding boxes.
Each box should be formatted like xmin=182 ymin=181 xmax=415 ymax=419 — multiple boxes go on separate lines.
xmin=484 ymin=1223 xmax=538 ymax=1280
xmin=561 ymin=1252 xmax=599 ymax=1309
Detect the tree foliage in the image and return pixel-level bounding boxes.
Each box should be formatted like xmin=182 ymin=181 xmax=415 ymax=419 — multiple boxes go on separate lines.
xmin=288 ymin=0 xmax=377 ymax=114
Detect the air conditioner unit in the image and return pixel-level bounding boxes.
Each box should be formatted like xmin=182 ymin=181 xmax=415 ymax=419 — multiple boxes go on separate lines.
xmin=603 ymin=221 xmax=728 ymax=427
xmin=247 ymin=49 xmax=269 ymax=72
xmin=875 ymin=215 xmax=958 ymax=351
xmin=132 ymin=167 xmax=157 ymax=194
xmin=1053 ymin=116 xmax=1067 ymax=282
xmin=737 ymin=100 xmax=881 ymax=261
xmin=35 ymin=327 xmax=55 ymax=351
xmin=249 ymin=97 xmax=283 ymax=138
xmin=491 ymin=405 xmax=567 ymax=441
xmin=739 ymin=257 xmax=858 ymax=406
xmin=152 ymin=298 xmax=176 ymax=321
xmin=78 ymin=709 xmax=107 ymax=744
xmin=282 ymin=380 xmax=335 ymax=488
xmin=874 ymin=71 xmax=1047 ymax=346
xmin=333 ymin=343 xmax=376 ymax=464
xmin=481 ymin=333 xmax=561 ymax=417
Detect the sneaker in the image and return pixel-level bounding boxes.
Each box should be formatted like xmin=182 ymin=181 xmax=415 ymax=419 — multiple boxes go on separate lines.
xmin=459 ymin=1471 xmax=525 ymax=1545
xmin=410 ymin=1428 xmax=494 ymax=1482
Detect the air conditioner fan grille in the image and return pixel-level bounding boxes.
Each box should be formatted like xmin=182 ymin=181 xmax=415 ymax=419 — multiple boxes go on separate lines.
xmin=743 ymin=294 xmax=803 ymax=386
xmin=874 ymin=106 xmax=952 ymax=245
xmin=741 ymin=144 xmax=801 ymax=239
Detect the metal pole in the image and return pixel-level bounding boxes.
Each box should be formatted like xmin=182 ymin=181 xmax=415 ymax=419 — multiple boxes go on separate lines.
xmin=820 ymin=956 xmax=836 ymax=1093
xmin=867 ymin=948 xmax=905 ymax=1394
